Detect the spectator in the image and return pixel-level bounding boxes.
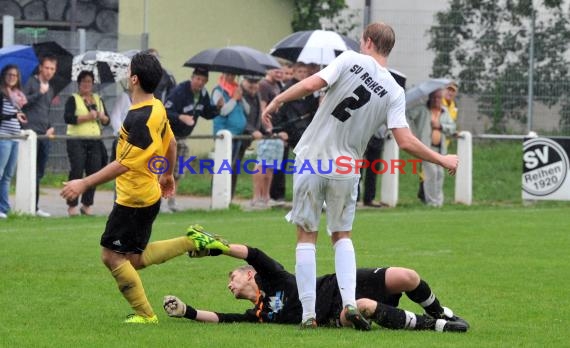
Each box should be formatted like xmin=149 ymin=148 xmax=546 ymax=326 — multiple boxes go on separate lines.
xmin=145 ymin=48 xmax=176 ymax=103
xmin=442 ymin=81 xmax=459 ymax=150
xmin=164 ymin=67 xmax=219 ymax=211
xmin=280 ymin=62 xmax=293 ymax=87
xmin=259 ymin=68 xmax=283 ymax=110
xmin=22 ymin=55 xmax=58 ymax=217
xmin=271 ymin=63 xmax=319 ymax=204
xmin=442 ymin=82 xmax=458 ymax=122
xmin=211 ymin=73 xmax=247 ymax=176
xmin=358 ymin=125 xmax=386 ymax=207
xmin=0 ymin=65 xmax=28 ymax=219
xmin=63 ymin=70 xmax=110 ymax=216
xmin=235 ymin=76 xmax=263 ymax=199
xmin=258 ymin=68 xmax=287 ymax=204
xmin=109 ymin=90 xmax=132 ymax=162
xmin=408 ymin=89 xmax=456 ymax=207
xmin=359 ymin=69 xmax=405 ymax=208
xmin=274 ymin=63 xmax=318 ymax=148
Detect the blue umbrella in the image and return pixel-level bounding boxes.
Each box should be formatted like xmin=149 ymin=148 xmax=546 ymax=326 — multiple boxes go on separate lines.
xmin=0 ymin=45 xmax=39 ymax=84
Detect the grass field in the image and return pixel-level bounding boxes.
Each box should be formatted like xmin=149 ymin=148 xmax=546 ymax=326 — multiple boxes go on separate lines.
xmin=1 ymin=205 xmax=569 ymax=347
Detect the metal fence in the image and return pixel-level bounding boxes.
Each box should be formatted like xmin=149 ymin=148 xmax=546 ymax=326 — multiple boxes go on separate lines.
xmin=368 ymin=4 xmax=570 ymax=137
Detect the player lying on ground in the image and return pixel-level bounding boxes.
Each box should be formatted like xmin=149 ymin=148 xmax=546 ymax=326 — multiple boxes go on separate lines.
xmin=165 ymin=225 xmax=469 ymax=332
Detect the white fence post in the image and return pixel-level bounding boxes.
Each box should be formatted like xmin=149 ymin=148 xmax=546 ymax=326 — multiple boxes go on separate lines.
xmin=2 ymin=15 xmax=14 ymax=47
xmin=455 ymin=131 xmax=472 ymax=205
xmin=211 ymin=130 xmax=232 ymax=209
xmin=380 ymin=133 xmax=399 ymax=207
xmin=14 ymin=130 xmax=37 ymax=215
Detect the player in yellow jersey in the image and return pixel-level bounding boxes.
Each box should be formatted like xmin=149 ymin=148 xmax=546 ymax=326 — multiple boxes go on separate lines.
xmin=61 ymin=52 xmax=229 ymax=324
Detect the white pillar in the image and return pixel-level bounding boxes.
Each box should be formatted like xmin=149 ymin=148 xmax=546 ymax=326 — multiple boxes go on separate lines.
xmin=2 ymin=15 xmax=15 ymax=47
xmin=454 ymin=131 xmax=472 ymax=205
xmin=211 ymin=130 xmax=232 ymax=209
xmin=14 ymin=130 xmax=37 ymax=215
xmin=78 ymin=28 xmax=86 ymax=54
xmin=380 ymin=133 xmax=399 ymax=207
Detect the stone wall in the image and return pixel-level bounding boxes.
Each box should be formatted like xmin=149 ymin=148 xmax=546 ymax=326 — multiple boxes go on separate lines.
xmin=0 ymin=0 xmax=118 ymax=33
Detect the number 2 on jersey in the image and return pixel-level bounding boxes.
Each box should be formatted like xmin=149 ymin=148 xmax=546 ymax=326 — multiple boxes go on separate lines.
xmin=331 ymin=85 xmax=371 ymax=122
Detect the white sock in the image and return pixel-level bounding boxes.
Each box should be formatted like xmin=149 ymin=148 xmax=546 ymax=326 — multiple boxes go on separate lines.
xmin=296 ymin=243 xmax=316 ymax=321
xmin=334 ymin=238 xmax=356 ymax=308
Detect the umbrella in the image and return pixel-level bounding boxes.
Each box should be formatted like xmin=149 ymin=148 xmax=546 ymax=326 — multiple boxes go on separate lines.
xmin=0 ymin=45 xmax=39 ymax=84
xmin=72 ymin=50 xmax=130 ymax=84
xmin=184 ymin=47 xmax=267 ymax=76
xmin=270 ymin=30 xmax=360 ymax=65
xmin=32 ymin=41 xmax=73 ymax=96
xmin=405 ymin=78 xmax=452 ymax=107
xmin=121 ymin=49 xmax=140 ymax=58
xmin=226 ymin=46 xmax=281 ymax=70
xmin=389 ymin=68 xmax=407 ymax=89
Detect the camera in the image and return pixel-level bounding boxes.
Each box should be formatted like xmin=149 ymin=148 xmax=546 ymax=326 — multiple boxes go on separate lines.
xmin=88 ymin=104 xmax=97 ymax=111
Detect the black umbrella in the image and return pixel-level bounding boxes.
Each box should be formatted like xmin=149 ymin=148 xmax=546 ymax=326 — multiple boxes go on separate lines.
xmin=184 ymin=47 xmax=267 ymax=76
xmin=32 ymin=41 xmax=73 ymax=96
xmin=270 ymin=30 xmax=360 ymax=65
xmin=226 ymin=46 xmax=281 ymax=70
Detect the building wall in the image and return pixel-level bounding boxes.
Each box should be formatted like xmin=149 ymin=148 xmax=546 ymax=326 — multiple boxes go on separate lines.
xmin=118 ymin=0 xmax=295 ymax=155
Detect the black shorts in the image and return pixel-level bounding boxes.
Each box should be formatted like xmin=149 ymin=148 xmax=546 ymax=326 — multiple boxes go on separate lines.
xmin=100 ymin=199 xmax=161 ymax=254
xmin=356 ymin=267 xmax=402 ymax=307
xmin=319 ymin=267 xmax=403 ymax=327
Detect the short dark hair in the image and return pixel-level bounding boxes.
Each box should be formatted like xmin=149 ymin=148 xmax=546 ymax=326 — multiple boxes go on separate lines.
xmin=130 ymin=52 xmax=163 ymax=94
xmin=193 ymin=67 xmax=209 ymax=78
xmin=77 ymin=70 xmax=95 ymax=84
xmin=40 ymin=55 xmax=57 ymax=66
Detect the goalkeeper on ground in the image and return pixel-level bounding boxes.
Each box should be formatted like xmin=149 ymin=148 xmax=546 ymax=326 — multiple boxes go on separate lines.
xmin=163 ymin=225 xmax=469 ymax=332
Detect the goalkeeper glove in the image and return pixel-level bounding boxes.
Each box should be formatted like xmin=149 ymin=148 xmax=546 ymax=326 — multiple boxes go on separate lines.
xmin=163 ymin=295 xmax=187 ymax=317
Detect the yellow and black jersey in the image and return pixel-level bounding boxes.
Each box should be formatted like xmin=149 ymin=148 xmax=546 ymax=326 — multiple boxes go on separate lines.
xmin=115 ymin=97 xmax=174 ymax=207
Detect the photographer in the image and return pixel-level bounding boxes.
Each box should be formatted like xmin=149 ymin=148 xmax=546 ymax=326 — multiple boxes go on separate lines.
xmin=63 ymin=70 xmax=110 ymax=216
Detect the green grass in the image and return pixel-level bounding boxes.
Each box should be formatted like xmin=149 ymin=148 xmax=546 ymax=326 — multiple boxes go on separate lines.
xmin=1 ymin=206 xmax=569 ymax=347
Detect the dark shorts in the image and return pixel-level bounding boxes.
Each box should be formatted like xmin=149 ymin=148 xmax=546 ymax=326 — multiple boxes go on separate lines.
xmin=100 ymin=199 xmax=161 ymax=254
xmin=356 ymin=267 xmax=402 ymax=307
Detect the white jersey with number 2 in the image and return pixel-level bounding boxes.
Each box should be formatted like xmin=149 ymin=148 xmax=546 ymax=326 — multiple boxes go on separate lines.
xmin=293 ymin=50 xmax=408 ymax=179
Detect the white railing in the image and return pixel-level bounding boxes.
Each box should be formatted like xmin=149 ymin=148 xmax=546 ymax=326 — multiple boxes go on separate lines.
xmin=10 ymin=130 xmax=477 ymax=213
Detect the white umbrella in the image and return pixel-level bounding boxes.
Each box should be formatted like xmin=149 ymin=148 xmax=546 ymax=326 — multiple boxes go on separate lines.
xmin=405 ymin=78 xmax=451 ymax=107
xmin=72 ymin=50 xmax=130 ymax=84
xmin=270 ymin=30 xmax=359 ymax=65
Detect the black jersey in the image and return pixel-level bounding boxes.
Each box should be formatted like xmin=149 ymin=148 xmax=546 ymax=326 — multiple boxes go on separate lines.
xmin=215 ymin=248 xmax=401 ymax=326
xmin=216 ymin=247 xmax=301 ymax=324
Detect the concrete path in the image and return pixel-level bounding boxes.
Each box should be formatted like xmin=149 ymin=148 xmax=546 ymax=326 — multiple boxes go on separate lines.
xmin=11 ymin=188 xmax=247 ymax=217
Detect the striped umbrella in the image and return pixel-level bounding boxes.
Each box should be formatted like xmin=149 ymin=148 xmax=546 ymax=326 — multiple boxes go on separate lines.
xmin=270 ymin=30 xmax=360 ymax=65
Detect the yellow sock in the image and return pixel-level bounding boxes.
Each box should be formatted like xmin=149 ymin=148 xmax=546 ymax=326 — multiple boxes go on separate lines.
xmin=111 ymin=261 xmax=154 ymax=317
xmin=141 ymin=237 xmax=195 ymax=267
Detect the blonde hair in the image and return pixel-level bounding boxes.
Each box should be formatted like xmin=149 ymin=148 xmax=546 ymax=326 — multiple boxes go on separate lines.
xmin=363 ymin=22 xmax=396 ymax=57
xmin=228 ymin=264 xmax=255 ymax=277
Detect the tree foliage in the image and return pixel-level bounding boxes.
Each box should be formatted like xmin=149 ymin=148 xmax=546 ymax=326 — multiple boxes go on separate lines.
xmin=428 ymin=0 xmax=570 ymax=133
xmin=291 ymin=0 xmax=348 ymax=32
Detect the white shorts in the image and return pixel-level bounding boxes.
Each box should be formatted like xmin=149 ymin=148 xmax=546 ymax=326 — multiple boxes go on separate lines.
xmin=285 ymin=171 xmax=359 ymax=235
